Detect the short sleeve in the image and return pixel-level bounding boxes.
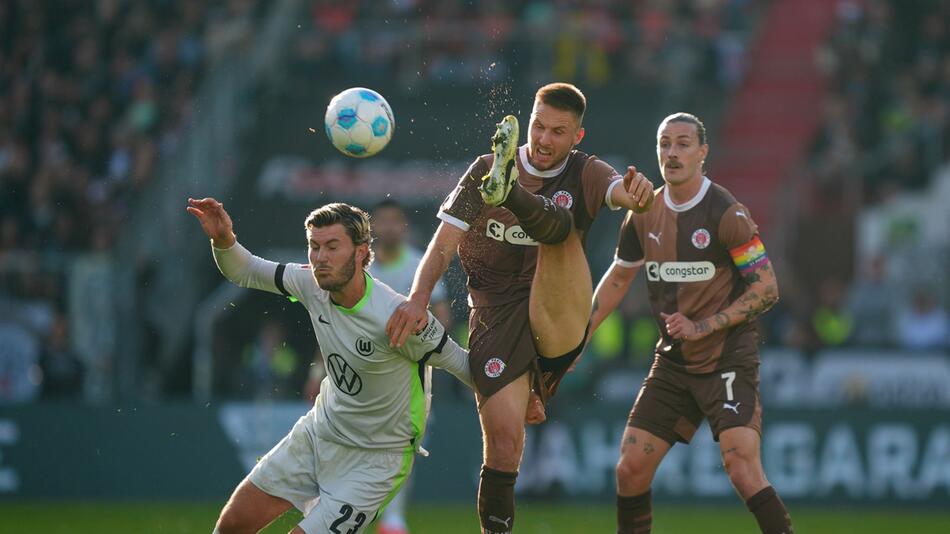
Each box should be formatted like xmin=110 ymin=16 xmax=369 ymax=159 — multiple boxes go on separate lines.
xmin=400 ymin=311 xmax=448 ymax=362
xmin=437 ymin=156 xmax=490 ymax=231
xmin=720 ymin=204 xmax=770 ymax=275
xmin=582 ymin=157 xmax=623 ymax=217
xmin=615 ymin=211 xmax=644 ymax=266
xmin=718 ymin=203 xmax=759 ymax=249
xmin=279 ymin=262 xmax=317 ymax=301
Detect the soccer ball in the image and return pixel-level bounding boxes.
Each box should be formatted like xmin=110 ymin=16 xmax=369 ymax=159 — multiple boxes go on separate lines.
xmin=324 ymin=87 xmax=394 ymax=158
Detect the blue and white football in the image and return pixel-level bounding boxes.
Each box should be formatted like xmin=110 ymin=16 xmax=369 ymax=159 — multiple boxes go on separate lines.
xmin=324 ymin=87 xmax=394 ymax=158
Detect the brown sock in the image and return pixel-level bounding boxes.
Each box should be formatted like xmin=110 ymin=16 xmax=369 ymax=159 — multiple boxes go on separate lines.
xmin=746 ymin=486 xmax=793 ymax=534
xmin=478 ymin=466 xmax=517 ymax=534
xmin=617 ymin=490 xmax=652 ymax=534
xmin=501 ymin=181 xmax=573 ymax=244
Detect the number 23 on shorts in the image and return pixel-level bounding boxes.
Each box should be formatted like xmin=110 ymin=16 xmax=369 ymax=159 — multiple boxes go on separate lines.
xmin=330 ymin=503 xmax=367 ymax=534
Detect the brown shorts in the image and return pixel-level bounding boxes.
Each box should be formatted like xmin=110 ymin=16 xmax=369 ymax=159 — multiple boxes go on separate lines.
xmin=627 ymin=357 xmax=762 ymax=445
xmin=468 ymin=299 xmax=539 ymax=399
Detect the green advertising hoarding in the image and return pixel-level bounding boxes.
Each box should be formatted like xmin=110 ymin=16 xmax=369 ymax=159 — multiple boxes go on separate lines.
xmin=1 ymin=401 xmax=947 ymax=505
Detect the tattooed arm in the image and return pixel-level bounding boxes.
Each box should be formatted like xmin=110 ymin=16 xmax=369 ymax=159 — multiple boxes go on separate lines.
xmin=662 ymin=260 xmax=780 ymax=341
xmin=591 ymin=260 xmax=642 ymax=335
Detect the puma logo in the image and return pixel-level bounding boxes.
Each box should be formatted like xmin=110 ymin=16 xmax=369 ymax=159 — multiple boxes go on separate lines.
xmin=723 ymin=402 xmax=741 ymax=414
xmin=648 ymin=231 xmax=662 ymax=245
xmin=489 ymin=515 xmax=512 ymax=529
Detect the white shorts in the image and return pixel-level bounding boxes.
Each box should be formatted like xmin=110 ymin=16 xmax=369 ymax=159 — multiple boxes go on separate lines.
xmin=248 ymin=410 xmax=414 ymax=534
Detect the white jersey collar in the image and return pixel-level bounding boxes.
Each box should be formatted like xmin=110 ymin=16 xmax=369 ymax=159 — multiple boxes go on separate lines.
xmin=519 ymin=145 xmax=569 ymax=178
xmin=663 ymin=176 xmax=711 ymax=212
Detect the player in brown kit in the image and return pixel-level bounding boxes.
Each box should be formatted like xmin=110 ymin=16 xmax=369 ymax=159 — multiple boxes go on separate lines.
xmin=386 ymin=82 xmax=654 ymax=533
xmin=589 ymin=112 xmax=793 ymax=534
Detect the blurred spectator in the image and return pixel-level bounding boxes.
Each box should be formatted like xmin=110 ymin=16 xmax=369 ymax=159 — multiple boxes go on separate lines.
xmin=68 ymin=228 xmax=117 ymax=404
xmin=39 ymin=314 xmax=84 ymax=399
xmin=811 ymin=277 xmax=854 ymax=347
xmin=846 ymin=255 xmax=897 ymax=346
xmin=0 ymin=321 xmax=41 ymax=404
xmin=895 ymin=289 xmax=949 ymax=351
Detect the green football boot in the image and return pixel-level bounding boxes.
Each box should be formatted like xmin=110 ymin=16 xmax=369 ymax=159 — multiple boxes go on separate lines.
xmin=479 ymin=115 xmax=520 ymax=206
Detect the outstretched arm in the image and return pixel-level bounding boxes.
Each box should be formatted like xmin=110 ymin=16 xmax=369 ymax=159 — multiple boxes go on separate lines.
xmin=591 ymin=260 xmax=641 ymax=334
xmin=610 ymin=166 xmax=655 ymax=213
xmin=568 ymin=259 xmax=641 ymax=374
xmin=187 ymin=197 xmax=285 ymax=295
xmin=386 ymin=221 xmax=464 ymax=347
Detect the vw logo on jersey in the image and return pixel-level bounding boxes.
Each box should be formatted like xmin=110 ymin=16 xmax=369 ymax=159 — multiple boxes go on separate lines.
xmin=485 ymin=357 xmax=506 ymax=378
xmin=552 ymin=190 xmax=573 ymax=209
xmin=691 ymin=228 xmax=711 ymax=249
xmin=355 ymin=336 xmax=375 ymax=356
xmin=327 ymin=354 xmax=363 ymax=395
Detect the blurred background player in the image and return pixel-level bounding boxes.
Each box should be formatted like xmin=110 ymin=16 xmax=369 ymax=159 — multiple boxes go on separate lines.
xmin=369 ymin=199 xmax=451 ymax=534
xmin=369 ymin=199 xmax=452 ymax=329
xmin=590 ymin=113 xmax=792 ymax=534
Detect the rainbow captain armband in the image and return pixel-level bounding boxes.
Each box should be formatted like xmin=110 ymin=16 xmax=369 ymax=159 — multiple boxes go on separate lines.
xmin=729 ymin=235 xmax=769 ymax=275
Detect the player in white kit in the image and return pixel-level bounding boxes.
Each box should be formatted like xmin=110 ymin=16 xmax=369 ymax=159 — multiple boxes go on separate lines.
xmin=187 ymin=198 xmax=472 ymax=534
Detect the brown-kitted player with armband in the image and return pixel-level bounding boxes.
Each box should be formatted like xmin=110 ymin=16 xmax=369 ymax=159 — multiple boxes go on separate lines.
xmin=590 ymin=113 xmax=793 ymax=534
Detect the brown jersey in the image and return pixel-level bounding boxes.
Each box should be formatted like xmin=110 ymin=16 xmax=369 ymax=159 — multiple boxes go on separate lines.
xmin=440 ymin=146 xmax=621 ymax=307
xmin=616 ymin=177 xmax=763 ymax=373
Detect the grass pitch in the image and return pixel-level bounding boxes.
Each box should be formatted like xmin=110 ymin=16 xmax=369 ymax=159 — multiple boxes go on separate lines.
xmin=1 ymin=501 xmax=947 ymax=533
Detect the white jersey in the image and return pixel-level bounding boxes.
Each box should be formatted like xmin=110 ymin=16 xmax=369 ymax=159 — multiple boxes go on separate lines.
xmin=213 ymin=242 xmax=472 ymax=452
xmin=369 ymin=245 xmax=447 ymax=302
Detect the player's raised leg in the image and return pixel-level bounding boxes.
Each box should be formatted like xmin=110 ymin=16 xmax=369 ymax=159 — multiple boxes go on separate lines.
xmin=475 ymin=373 xmax=531 ymax=534
xmin=719 ymin=427 xmax=793 ymax=534
xmin=530 ymin=227 xmax=592 ymax=397
xmin=214 ymin=477 xmax=293 ymax=534
xmin=615 ymin=427 xmax=671 ymax=534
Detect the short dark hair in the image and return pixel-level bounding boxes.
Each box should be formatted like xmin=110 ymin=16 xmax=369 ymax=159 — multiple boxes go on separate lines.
xmin=661 ymin=112 xmax=707 ymax=145
xmin=535 ymin=82 xmax=586 ymax=122
xmin=372 ymin=198 xmax=403 ymax=213
xmin=304 ymin=203 xmax=374 ymax=268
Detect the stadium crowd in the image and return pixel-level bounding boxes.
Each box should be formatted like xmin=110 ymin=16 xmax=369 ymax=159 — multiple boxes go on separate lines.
xmin=0 ymin=0 xmax=946 ymax=404
xmin=811 ymin=0 xmax=950 ymax=203
xmin=294 ymin=0 xmax=760 ymax=91
xmin=792 ymin=0 xmax=949 ymax=350
xmin=0 ymin=0 xmax=262 ymax=403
